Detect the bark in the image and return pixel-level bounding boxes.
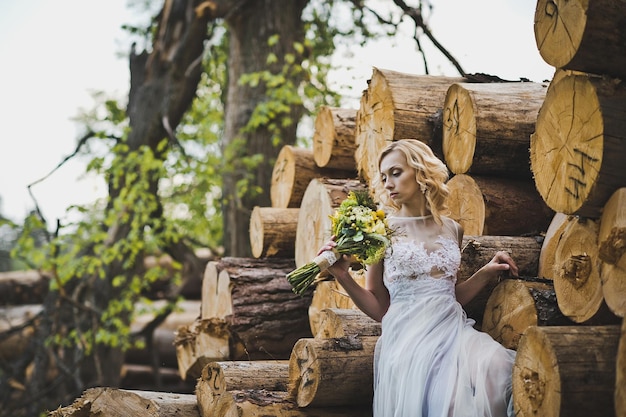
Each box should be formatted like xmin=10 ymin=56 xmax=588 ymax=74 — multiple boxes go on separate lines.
xmin=530 ymin=73 xmax=626 ymax=217
xmin=512 ymin=325 xmax=620 ymax=417
xmin=221 ymin=0 xmax=309 ymax=257
xmin=313 ymin=106 xmax=358 ymax=170
xmin=534 ymin=0 xmax=626 ymax=80
xmin=442 ymin=81 xmax=547 ymax=179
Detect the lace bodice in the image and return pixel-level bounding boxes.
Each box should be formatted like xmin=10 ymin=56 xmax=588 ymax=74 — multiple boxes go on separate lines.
xmin=383 ymin=216 xmax=461 ymax=301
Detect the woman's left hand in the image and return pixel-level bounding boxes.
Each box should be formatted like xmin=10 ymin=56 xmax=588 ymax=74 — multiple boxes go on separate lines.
xmin=483 ymin=251 xmax=519 ymax=282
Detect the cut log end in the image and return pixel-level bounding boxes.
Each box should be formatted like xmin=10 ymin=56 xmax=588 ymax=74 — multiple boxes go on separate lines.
xmin=534 ymin=0 xmax=585 ymax=68
xmin=552 ymin=217 xmax=604 ymax=323
xmin=442 ymin=83 xmax=476 ymax=175
xmin=531 ymin=74 xmax=626 ymax=217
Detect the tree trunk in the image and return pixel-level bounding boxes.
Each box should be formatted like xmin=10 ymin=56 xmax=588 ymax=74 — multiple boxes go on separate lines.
xmin=221 ymin=0 xmax=309 ymax=257
xmin=200 ymin=257 xmax=313 ymax=359
xmin=294 ymin=178 xmax=367 ymax=269
xmin=270 ymin=146 xmax=356 ymax=209
xmin=598 ymin=187 xmax=626 ymax=317
xmin=288 ymin=336 xmax=377 ymax=408
xmin=442 ymin=81 xmax=546 ymax=179
xmin=530 ymin=73 xmax=626 ymax=217
xmin=512 ymin=325 xmax=620 ymax=417
xmin=482 ymin=278 xmax=572 ymax=350
xmin=249 ymin=207 xmax=299 ymax=258
xmin=48 ymin=387 xmax=200 ymax=417
xmin=313 ymin=106 xmax=358 ymax=170
xmin=355 ymin=68 xmax=465 ymax=184
xmin=458 ymin=235 xmax=542 ymax=326
xmin=447 ymin=173 xmax=554 ymax=236
xmin=534 ymin=0 xmax=626 ymax=80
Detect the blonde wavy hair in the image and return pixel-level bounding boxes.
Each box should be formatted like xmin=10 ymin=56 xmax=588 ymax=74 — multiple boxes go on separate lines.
xmin=372 ymin=139 xmax=450 ymax=225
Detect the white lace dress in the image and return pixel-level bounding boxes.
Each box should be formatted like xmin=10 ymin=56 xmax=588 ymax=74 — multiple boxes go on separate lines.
xmin=373 ymin=216 xmax=515 ymax=417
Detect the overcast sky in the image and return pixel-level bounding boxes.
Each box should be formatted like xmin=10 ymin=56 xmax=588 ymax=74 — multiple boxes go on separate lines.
xmin=0 ymin=0 xmax=554 ymax=224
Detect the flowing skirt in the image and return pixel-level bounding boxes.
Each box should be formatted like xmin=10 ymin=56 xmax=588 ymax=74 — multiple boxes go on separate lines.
xmin=373 ymin=278 xmax=515 ymax=417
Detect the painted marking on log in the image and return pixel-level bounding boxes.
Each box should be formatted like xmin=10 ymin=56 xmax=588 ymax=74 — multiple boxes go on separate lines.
xmin=565 ymin=147 xmax=599 ymax=200
xmin=443 ymin=99 xmax=460 ymax=135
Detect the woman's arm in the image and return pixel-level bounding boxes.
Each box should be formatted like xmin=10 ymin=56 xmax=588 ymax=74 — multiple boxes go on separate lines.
xmin=455 ymin=250 xmax=519 ymax=306
xmin=320 ymin=242 xmax=390 ymax=322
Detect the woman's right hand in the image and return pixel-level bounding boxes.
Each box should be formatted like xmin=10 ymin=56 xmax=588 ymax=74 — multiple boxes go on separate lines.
xmin=318 ymin=238 xmax=351 ymax=278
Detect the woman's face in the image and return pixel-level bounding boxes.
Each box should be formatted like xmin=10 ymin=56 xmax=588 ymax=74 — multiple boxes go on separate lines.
xmin=379 ymin=150 xmax=422 ymax=207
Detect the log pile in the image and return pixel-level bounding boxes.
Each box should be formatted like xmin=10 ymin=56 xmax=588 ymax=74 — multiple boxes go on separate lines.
xmin=175 ymin=257 xmax=313 ymax=380
xmin=49 ymin=1 xmax=626 ymax=415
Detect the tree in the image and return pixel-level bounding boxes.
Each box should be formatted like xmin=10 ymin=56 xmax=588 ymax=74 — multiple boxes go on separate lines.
xmin=1 ymin=1 xmax=464 ymax=415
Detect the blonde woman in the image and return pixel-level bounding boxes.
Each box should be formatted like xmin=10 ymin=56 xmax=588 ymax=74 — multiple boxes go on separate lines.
xmin=320 ymin=139 xmax=518 ymax=416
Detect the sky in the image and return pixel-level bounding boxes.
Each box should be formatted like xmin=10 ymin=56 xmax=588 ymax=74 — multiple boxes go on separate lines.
xmin=0 ymin=0 xmax=554 ymax=224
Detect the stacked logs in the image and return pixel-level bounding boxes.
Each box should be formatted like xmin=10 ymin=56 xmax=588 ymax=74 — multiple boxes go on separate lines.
xmin=511 ymin=1 xmax=626 ymax=416
xmin=198 ymin=63 xmax=623 ymax=417
xmin=51 ymin=1 xmax=626 ymax=415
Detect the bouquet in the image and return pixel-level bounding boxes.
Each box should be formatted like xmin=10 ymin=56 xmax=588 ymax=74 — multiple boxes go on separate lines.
xmin=286 ymin=189 xmax=393 ymax=295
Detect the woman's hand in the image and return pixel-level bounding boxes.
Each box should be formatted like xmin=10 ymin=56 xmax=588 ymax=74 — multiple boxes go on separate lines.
xmin=317 ymin=237 xmax=352 ymax=279
xmin=482 ymin=250 xmax=519 ymax=282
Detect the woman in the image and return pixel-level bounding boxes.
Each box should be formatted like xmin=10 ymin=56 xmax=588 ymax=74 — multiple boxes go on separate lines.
xmin=320 ymin=139 xmax=518 ymax=417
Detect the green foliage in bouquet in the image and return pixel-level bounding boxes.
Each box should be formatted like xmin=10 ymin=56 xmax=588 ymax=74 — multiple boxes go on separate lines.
xmin=287 ymin=189 xmax=393 ymax=295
